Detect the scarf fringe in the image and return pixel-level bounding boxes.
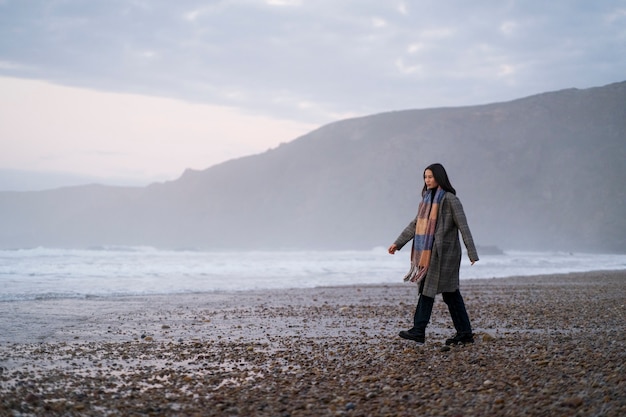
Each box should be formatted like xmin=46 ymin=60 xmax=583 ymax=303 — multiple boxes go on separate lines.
xmin=403 ymin=264 xmax=428 ymax=283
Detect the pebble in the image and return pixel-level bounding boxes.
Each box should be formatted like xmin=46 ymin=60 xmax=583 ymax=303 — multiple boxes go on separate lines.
xmin=1 ymin=271 xmax=625 ymax=416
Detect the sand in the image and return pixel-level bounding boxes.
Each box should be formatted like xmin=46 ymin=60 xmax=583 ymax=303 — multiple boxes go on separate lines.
xmin=1 ymin=270 xmax=625 ymax=416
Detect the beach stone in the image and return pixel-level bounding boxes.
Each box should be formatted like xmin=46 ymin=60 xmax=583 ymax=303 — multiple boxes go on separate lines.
xmin=482 ymin=333 xmax=495 ymax=342
xmin=1 ymin=271 xmax=625 ymax=417
xmin=562 ymin=397 xmax=584 ymax=408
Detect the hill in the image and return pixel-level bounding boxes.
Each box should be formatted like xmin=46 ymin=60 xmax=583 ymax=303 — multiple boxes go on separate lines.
xmin=1 ymin=81 xmax=625 ymax=252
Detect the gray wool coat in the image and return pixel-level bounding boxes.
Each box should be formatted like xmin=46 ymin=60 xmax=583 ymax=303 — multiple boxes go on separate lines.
xmin=394 ymin=193 xmax=479 ymax=298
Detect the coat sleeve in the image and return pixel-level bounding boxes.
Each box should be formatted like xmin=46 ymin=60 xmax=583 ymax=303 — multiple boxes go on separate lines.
xmin=393 ymin=218 xmax=416 ymax=250
xmin=449 ymin=196 xmax=479 ymax=262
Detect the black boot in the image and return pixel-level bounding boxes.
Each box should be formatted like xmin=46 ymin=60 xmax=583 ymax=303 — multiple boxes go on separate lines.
xmin=399 ymin=330 xmax=425 ymax=344
xmin=445 ymin=332 xmax=474 ymax=345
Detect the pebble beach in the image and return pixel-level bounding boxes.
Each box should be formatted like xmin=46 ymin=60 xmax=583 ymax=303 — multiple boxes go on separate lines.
xmin=1 ymin=270 xmax=625 ymax=417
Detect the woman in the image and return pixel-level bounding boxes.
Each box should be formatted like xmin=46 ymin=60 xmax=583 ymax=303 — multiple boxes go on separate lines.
xmin=388 ymin=163 xmax=479 ymax=345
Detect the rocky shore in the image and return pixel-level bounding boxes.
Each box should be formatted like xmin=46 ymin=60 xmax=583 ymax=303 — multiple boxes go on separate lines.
xmin=1 ymin=270 xmax=625 ymax=416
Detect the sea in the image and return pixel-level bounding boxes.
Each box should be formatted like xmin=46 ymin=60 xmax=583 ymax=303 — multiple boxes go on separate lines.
xmin=1 ymin=247 xmax=625 ymax=302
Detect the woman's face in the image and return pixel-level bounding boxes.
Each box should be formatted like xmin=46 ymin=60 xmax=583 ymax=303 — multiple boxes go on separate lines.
xmin=424 ymin=169 xmax=439 ymax=189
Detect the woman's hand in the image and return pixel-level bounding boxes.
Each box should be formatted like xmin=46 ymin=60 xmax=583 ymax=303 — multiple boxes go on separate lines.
xmin=388 ymin=244 xmax=398 ymax=254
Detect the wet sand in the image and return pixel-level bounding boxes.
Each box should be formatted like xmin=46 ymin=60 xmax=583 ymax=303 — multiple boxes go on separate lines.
xmin=1 ymin=271 xmax=625 ymax=416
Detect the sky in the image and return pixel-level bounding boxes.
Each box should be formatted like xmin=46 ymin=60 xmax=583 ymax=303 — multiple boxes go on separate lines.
xmin=1 ymin=0 xmax=625 ymax=189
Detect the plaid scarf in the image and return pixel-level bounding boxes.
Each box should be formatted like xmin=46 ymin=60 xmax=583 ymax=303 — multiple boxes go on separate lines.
xmin=403 ymin=187 xmax=446 ymax=284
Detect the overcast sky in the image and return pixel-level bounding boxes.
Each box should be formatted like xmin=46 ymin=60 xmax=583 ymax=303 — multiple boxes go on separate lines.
xmin=1 ymin=0 xmax=625 ymax=187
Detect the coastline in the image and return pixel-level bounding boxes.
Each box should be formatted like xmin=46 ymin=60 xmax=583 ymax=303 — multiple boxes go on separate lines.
xmin=1 ymin=270 xmax=625 ymax=416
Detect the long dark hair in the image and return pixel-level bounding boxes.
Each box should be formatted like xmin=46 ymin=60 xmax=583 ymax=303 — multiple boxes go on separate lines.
xmin=422 ymin=163 xmax=457 ymax=196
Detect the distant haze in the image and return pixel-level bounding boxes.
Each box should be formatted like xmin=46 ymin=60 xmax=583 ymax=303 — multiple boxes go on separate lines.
xmin=0 ymin=82 xmax=624 ymax=253
xmin=0 ymin=169 xmax=155 ymax=192
xmin=0 ymin=77 xmax=316 ymax=185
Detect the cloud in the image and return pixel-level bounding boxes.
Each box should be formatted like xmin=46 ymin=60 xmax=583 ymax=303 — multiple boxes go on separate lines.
xmin=371 ymin=17 xmax=387 ymax=28
xmin=394 ymin=58 xmax=423 ymax=75
xmin=183 ymin=9 xmax=202 ymax=21
xmin=0 ymin=0 xmax=624 ymax=182
xmin=605 ymin=8 xmax=626 ymax=22
xmin=499 ymin=21 xmax=517 ymax=35
xmin=497 ymin=64 xmax=515 ymax=78
xmin=266 ymin=0 xmax=302 ymax=6
xmin=396 ymin=2 xmax=409 ymax=16
xmin=0 ymin=60 xmax=34 ymax=71
xmin=2 ymin=1 xmax=623 ymax=122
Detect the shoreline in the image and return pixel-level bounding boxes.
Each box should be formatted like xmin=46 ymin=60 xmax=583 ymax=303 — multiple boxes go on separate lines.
xmin=1 ymin=269 xmax=624 ymax=345
xmin=1 ymin=270 xmax=625 ymax=416
xmin=3 ymin=266 xmax=625 ymax=302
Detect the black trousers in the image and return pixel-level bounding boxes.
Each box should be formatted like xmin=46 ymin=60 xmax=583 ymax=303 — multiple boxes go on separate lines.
xmin=411 ymin=289 xmax=472 ymax=336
